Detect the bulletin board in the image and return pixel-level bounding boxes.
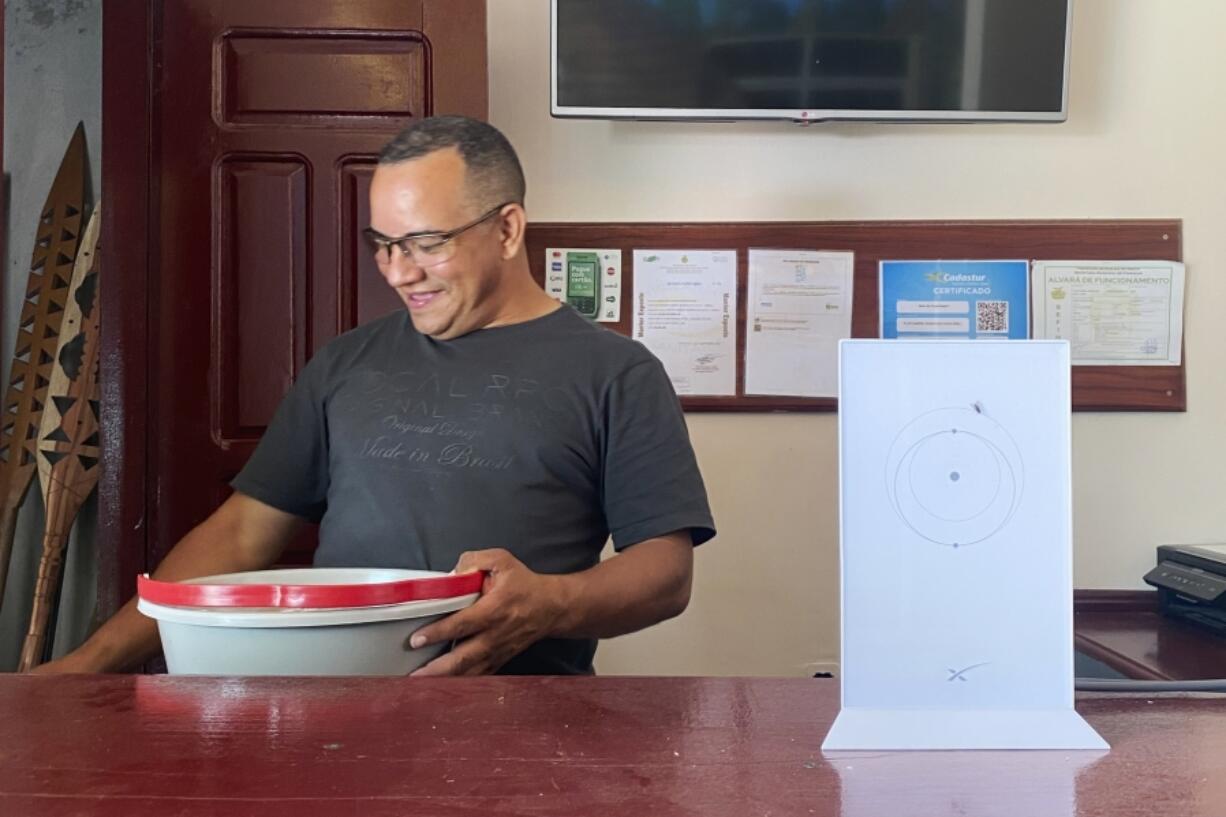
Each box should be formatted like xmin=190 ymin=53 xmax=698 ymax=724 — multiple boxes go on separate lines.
xmin=526 ymin=220 xmax=1185 ymax=412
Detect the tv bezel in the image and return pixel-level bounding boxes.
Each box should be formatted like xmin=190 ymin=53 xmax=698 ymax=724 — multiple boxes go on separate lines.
xmin=549 ymin=0 xmax=1073 ymax=124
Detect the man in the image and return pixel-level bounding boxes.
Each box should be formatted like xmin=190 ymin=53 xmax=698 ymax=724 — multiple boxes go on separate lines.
xmin=37 ymin=116 xmax=714 ymax=676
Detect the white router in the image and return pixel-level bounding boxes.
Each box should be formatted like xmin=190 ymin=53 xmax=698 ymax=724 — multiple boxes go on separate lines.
xmin=831 ymin=749 xmax=1102 ymax=816
xmin=823 ymin=340 xmax=1108 ymax=751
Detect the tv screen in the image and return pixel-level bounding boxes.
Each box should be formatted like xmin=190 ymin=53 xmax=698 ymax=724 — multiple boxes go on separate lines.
xmin=552 ymin=0 xmax=1072 ymax=122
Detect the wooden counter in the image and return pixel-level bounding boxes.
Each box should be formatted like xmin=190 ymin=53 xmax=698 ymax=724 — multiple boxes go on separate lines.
xmin=1076 ymin=610 xmax=1226 ymax=680
xmin=1074 ymin=590 xmax=1226 ymax=680
xmin=1 ymin=675 xmax=1223 ymax=816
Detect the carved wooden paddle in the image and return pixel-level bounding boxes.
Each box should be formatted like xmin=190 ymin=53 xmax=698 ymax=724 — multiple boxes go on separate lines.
xmin=0 ymin=124 xmax=85 ymax=616
xmin=18 ymin=203 xmax=102 ymax=671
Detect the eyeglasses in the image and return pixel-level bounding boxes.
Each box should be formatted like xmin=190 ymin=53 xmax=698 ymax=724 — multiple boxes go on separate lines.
xmin=363 ymin=202 xmax=515 ymax=268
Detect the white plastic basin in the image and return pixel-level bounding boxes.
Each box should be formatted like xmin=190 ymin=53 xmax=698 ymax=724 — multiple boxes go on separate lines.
xmin=137 ymin=568 xmax=481 ymax=676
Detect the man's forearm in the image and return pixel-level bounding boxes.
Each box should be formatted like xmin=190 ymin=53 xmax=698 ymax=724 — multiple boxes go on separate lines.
xmin=548 ymin=532 xmax=694 ymax=641
xmin=60 ymin=495 xmax=302 ymax=672
xmin=75 ymin=535 xmax=258 ymax=670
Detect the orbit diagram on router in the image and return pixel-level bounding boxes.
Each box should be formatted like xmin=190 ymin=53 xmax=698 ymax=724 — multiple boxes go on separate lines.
xmin=884 ymin=403 xmax=1024 ymax=548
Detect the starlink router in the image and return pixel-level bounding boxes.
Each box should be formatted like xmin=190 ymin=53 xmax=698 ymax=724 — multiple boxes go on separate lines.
xmin=823 ymin=340 xmax=1107 ymax=751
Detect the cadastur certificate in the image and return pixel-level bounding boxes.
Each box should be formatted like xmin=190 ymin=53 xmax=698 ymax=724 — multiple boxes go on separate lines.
xmin=879 ymin=260 xmax=1030 ymax=340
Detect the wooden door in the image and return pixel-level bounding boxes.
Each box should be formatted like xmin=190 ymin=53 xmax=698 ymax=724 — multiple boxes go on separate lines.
xmin=99 ymin=1 xmax=487 ymax=615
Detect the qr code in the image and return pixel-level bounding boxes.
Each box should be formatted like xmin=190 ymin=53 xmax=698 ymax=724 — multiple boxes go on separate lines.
xmin=976 ymin=300 xmax=1009 ymax=333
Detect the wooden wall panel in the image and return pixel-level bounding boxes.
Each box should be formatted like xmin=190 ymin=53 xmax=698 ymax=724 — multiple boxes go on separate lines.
xmin=527 ymin=219 xmax=1185 ymax=412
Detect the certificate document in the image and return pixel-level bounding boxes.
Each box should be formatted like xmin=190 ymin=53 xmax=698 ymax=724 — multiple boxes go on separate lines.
xmin=880 ymin=260 xmax=1030 ymax=340
xmin=632 ymin=250 xmax=737 ymax=396
xmin=1032 ymin=260 xmax=1185 ymax=365
xmin=745 ymin=249 xmax=853 ymax=398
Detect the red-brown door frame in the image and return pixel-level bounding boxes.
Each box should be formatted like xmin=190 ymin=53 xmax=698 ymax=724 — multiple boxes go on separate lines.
xmin=98 ymin=0 xmax=154 ymax=620
xmin=97 ymin=1 xmax=487 ymax=620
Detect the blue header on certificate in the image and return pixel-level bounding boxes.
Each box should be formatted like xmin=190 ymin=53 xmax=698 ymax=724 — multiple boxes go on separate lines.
xmin=879 ymin=260 xmax=1030 ymax=340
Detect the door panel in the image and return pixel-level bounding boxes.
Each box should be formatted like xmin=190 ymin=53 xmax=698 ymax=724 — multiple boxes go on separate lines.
xmin=339 ymin=161 xmax=399 ymax=328
xmin=213 ymin=156 xmax=308 ymax=441
xmin=217 ymin=29 xmax=432 ymax=126
xmin=148 ymin=0 xmax=486 ymax=566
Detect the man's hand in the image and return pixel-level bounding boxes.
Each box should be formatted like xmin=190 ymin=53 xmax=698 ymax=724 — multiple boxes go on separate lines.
xmin=408 ymin=549 xmax=569 ymax=676
xmin=408 ymin=533 xmax=694 ymax=676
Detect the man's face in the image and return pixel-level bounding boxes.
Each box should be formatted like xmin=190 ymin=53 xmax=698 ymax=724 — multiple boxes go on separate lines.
xmin=368 ymin=148 xmax=508 ymax=340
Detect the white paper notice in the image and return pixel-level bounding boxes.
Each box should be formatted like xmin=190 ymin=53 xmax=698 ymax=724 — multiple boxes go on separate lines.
xmin=633 ymin=250 xmax=737 ymax=396
xmin=1032 ymin=260 xmax=1185 ymax=365
xmin=745 ymin=249 xmax=854 ymax=397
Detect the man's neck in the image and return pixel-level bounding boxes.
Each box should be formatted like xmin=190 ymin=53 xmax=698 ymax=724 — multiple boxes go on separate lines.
xmin=484 ymin=288 xmax=563 ymax=330
xmin=479 ymin=257 xmax=561 ymax=329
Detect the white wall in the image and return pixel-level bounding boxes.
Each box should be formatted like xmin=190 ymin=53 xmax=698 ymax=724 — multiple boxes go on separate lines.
xmin=0 ymin=0 xmax=101 ymax=670
xmin=489 ymin=0 xmax=1226 ymax=676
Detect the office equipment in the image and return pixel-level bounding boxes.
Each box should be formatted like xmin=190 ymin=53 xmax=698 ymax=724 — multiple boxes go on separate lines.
xmin=1144 ymin=544 xmax=1226 ymax=637
xmin=824 ymin=339 xmax=1106 ymax=749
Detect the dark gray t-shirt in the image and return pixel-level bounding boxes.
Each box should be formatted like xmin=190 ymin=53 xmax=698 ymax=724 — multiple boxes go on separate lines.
xmin=232 ymin=305 xmax=715 ymax=675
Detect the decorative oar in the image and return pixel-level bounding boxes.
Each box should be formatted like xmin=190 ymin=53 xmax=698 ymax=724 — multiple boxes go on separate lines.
xmin=18 ymin=203 xmax=102 ymax=671
xmin=0 ymin=124 xmax=85 ymax=616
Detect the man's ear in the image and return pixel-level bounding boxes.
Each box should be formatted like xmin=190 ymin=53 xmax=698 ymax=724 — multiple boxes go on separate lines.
xmin=498 ymin=204 xmax=527 ymax=261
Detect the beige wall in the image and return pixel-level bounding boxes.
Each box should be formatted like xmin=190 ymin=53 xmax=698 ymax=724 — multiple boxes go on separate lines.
xmin=488 ymin=1 xmax=1226 ymax=676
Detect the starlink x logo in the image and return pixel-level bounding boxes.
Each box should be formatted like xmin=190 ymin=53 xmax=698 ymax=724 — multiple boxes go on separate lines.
xmin=946 ymin=662 xmax=990 ymax=681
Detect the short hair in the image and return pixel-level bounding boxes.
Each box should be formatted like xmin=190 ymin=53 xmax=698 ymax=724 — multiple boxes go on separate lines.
xmin=378 ymin=116 xmax=526 ymax=208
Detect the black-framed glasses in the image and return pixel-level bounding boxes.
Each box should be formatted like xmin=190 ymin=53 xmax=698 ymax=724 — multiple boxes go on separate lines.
xmin=363 ymin=202 xmax=515 ymax=268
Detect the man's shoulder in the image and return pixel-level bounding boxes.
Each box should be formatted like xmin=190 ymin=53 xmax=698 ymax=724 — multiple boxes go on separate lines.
xmin=297 ymin=311 xmax=409 ymax=387
xmin=315 ymin=310 xmax=408 ymax=358
xmin=337 ymin=309 xmax=408 ymax=345
xmin=531 ymin=306 xmax=656 ymax=367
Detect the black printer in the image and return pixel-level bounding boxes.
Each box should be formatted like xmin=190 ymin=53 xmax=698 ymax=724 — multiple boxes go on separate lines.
xmin=1143 ymin=544 xmax=1226 ymax=637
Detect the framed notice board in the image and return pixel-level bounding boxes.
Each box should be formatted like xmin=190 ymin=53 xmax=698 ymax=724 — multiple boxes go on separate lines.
xmin=526 ymin=220 xmax=1184 ymax=413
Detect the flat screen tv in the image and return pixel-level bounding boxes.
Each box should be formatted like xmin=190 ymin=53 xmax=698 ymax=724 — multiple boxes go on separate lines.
xmin=552 ymin=0 xmax=1072 ymax=123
